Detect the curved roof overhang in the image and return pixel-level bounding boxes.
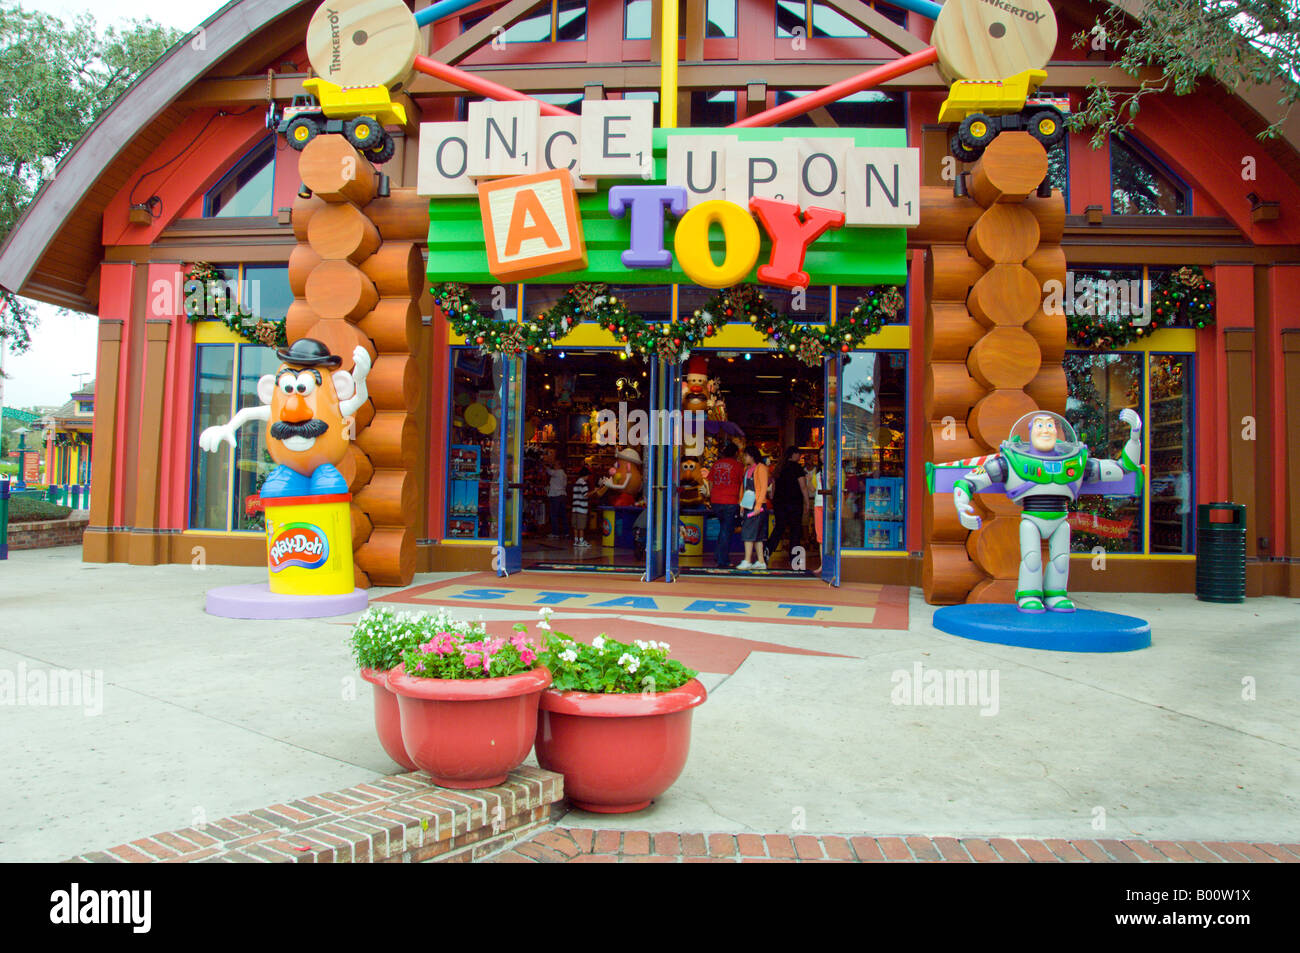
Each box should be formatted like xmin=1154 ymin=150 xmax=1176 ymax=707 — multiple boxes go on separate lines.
xmin=0 ymin=0 xmax=313 ymax=311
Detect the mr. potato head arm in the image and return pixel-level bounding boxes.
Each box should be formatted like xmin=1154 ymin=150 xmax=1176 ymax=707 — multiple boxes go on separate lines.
xmin=197 ymin=344 xmax=371 ymax=453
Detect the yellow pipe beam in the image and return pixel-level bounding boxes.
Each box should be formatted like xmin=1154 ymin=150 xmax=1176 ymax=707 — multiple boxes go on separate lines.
xmin=659 ymin=0 xmax=679 ymax=128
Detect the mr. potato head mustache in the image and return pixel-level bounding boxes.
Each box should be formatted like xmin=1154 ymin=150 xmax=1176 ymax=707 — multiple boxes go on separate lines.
xmin=270 ymin=419 xmax=330 ymax=441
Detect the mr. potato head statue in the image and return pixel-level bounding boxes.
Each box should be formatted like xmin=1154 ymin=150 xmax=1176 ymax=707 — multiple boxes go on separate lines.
xmin=199 ymin=339 xmax=372 ymax=498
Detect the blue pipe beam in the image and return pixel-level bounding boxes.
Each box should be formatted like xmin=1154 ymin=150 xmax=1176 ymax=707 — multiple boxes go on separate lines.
xmin=414 ymin=0 xmax=486 ymax=28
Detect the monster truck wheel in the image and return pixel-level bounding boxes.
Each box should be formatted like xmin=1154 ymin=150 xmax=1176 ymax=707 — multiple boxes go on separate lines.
xmin=1027 ymin=109 xmax=1066 ymax=148
xmin=344 ymin=116 xmax=382 ymax=150
xmin=950 ymin=134 xmax=982 ymax=164
xmin=285 ymin=117 xmax=319 ymax=151
xmin=958 ymin=112 xmax=997 ymax=151
xmin=367 ymin=134 xmax=396 ymax=165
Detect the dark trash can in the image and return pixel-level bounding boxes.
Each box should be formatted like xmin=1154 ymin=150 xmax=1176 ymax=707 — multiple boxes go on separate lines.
xmin=1196 ymin=502 xmax=1246 ymax=603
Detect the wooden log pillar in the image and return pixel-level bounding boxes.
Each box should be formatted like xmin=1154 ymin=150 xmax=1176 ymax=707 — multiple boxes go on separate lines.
xmin=922 ymin=133 xmax=1066 ymax=605
xmin=294 ymin=136 xmax=419 ymax=587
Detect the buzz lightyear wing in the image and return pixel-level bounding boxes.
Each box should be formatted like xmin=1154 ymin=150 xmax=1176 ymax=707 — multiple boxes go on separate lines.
xmin=925 ymin=457 xmax=1143 ymax=497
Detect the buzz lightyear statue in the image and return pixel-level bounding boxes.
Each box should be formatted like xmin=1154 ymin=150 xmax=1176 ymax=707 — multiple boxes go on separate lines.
xmin=950 ymin=409 xmax=1143 ymax=613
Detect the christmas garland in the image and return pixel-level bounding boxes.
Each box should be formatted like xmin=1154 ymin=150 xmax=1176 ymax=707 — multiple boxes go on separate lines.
xmin=1066 ymin=266 xmax=1215 ymax=349
xmin=700 ymin=284 xmax=905 ymax=366
xmin=183 ymin=262 xmax=287 ymax=348
xmin=432 ymin=282 xmax=572 ymax=354
xmin=546 ymin=283 xmax=715 ymax=362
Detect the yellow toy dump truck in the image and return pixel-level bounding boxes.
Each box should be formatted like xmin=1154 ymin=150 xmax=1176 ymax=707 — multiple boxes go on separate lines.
xmin=929 ymin=0 xmax=1067 ymax=162
xmin=939 ymin=69 xmax=1068 ymax=162
xmin=271 ymin=77 xmax=407 ymax=163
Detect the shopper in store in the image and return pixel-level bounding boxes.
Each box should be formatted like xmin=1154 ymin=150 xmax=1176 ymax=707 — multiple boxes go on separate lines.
xmin=767 ymin=447 xmax=809 ymax=567
xmin=571 ymin=464 xmax=591 ymax=549
xmin=543 ymin=449 xmax=568 ymax=538
xmin=708 ymin=442 xmax=743 ymax=569
xmin=809 ymin=452 xmax=825 ymax=562
xmin=738 ymin=445 xmax=771 ymax=571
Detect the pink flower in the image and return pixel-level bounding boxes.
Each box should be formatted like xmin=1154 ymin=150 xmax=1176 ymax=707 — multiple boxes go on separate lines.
xmin=463 ymin=653 xmax=483 ymax=671
xmin=432 ymin=633 xmax=456 ymax=655
xmin=418 ymin=641 xmax=437 ymax=654
xmin=519 ymin=648 xmax=536 ymax=666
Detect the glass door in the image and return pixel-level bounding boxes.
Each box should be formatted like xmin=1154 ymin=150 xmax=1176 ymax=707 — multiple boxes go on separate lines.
xmin=821 ymin=354 xmax=844 ymax=586
xmin=495 ymin=354 xmax=525 ymax=575
xmin=663 ymin=359 xmax=682 ymax=581
xmin=644 ymin=359 xmax=664 ymax=580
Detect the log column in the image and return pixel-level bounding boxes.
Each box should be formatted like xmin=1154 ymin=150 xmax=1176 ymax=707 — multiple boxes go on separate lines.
xmin=294 ymin=135 xmax=419 ymax=587
xmin=922 ymin=133 xmax=1066 ymax=604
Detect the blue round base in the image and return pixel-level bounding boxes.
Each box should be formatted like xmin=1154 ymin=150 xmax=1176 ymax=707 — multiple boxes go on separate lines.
xmin=932 ymin=604 xmax=1151 ymax=653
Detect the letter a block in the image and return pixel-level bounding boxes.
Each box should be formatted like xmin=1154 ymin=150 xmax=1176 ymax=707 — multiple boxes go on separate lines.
xmin=478 ymin=169 xmax=588 ymax=282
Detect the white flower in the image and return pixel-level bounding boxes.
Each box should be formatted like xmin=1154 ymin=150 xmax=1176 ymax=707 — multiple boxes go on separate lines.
xmin=592 ymin=636 xmax=606 ymax=650
xmin=559 ymin=649 xmax=578 ymax=663
xmin=537 ymin=619 xmax=551 ymax=631
xmin=634 ymin=640 xmax=648 ymax=650
xmin=538 ymin=606 xmax=555 ymax=619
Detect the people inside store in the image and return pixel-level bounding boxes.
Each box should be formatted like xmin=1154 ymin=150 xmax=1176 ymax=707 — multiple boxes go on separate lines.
xmin=809 ymin=453 xmax=825 ymax=560
xmin=708 ymin=441 xmax=744 ymax=569
xmin=543 ymin=449 xmax=567 ymax=538
xmin=738 ymin=445 xmax=771 ymax=571
xmin=767 ymin=446 xmax=810 ymax=568
xmin=571 ymin=464 xmax=591 ymax=549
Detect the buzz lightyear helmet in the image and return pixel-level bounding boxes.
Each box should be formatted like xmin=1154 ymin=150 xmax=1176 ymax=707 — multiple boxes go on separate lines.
xmin=1006 ymin=410 xmax=1080 ymax=451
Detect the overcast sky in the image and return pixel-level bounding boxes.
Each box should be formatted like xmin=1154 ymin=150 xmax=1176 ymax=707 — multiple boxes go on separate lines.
xmin=3 ymin=0 xmax=228 ymax=408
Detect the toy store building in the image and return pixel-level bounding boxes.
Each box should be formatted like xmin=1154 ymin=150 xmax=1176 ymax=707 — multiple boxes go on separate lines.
xmin=1 ymin=0 xmax=1298 ymax=598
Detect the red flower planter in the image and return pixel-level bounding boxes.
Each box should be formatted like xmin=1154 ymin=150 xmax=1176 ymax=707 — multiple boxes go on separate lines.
xmin=535 ymin=679 xmax=708 ymax=813
xmin=359 ymin=667 xmax=417 ymax=772
xmin=386 ymin=665 xmax=552 ymax=789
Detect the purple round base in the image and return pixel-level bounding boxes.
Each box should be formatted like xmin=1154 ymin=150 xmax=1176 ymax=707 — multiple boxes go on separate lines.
xmin=205 ymin=584 xmax=369 ymax=620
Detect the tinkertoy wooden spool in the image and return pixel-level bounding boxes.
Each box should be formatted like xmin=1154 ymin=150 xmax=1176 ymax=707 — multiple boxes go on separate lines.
xmin=354 ymin=468 xmax=419 ymax=526
xmin=356 ymin=526 xmax=416 ymax=586
xmin=359 ymin=299 xmax=421 ymax=352
xmin=306 ymin=0 xmax=421 ymax=91
xmin=307 ymin=203 xmax=382 ymax=263
xmin=967 ymin=264 xmax=1041 ymax=327
xmin=304 ymin=260 xmax=380 ymax=322
xmin=931 ymin=0 xmax=1058 ymax=82
xmin=926 ymin=302 xmax=985 ymax=361
xmin=968 ymin=327 xmax=1042 ymax=390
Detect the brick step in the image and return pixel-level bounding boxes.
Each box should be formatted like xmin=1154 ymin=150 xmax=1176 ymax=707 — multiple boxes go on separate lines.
xmin=67 ymin=767 xmax=564 ymax=864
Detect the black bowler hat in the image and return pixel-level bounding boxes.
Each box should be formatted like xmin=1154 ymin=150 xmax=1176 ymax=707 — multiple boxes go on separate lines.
xmin=277 ymin=338 xmax=342 ymax=369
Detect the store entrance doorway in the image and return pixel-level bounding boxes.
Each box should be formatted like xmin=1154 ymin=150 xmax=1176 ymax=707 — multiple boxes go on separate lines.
xmin=519 ymin=349 xmax=650 ymax=571
xmin=672 ymin=351 xmax=827 ymax=578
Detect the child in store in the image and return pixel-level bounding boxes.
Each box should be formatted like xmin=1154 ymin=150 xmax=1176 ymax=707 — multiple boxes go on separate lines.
xmin=571 ymin=465 xmax=591 ymax=549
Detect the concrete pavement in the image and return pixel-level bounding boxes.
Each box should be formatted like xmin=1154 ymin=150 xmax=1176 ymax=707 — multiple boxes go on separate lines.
xmin=0 ymin=546 xmax=1296 ymax=862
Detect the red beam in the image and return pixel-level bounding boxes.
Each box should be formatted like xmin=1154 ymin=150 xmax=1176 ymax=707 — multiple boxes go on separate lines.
xmin=730 ymin=47 xmax=940 ymax=128
xmin=411 ymin=56 xmax=578 ymax=117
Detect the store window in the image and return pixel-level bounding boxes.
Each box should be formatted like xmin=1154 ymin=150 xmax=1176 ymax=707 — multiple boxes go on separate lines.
xmin=1063 ymin=350 xmax=1195 ymax=555
xmin=447 ymin=349 xmax=505 ymax=540
xmin=625 ymin=0 xmax=737 ymax=39
xmin=204 ymin=138 xmax=276 ymax=218
xmin=841 ymin=350 xmax=907 ymax=550
xmin=771 ymin=89 xmax=904 ymax=128
xmin=189 ymin=263 xmax=292 ymax=325
xmin=463 ymin=0 xmax=586 ymax=42
xmin=190 ymin=343 xmax=278 ymax=531
xmin=1110 ymin=135 xmax=1190 ymax=215
xmin=1047 ymin=134 xmax=1068 ymax=210
xmin=776 ymin=0 xmax=906 ymax=35
xmin=1148 ymin=354 xmax=1195 ymax=553
xmin=836 ymin=284 xmax=908 ymax=326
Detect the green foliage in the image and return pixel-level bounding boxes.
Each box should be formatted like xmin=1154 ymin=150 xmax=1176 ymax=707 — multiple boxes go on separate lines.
xmin=1071 ymin=0 xmax=1300 ymax=145
xmin=0 ymin=1 xmax=180 ymax=349
xmin=350 ymin=606 xmax=545 ymax=680
xmin=348 ymin=607 xmax=432 ymax=671
xmin=7 ymin=496 xmax=71 ymax=522
xmin=534 ymin=612 xmax=697 ymax=694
